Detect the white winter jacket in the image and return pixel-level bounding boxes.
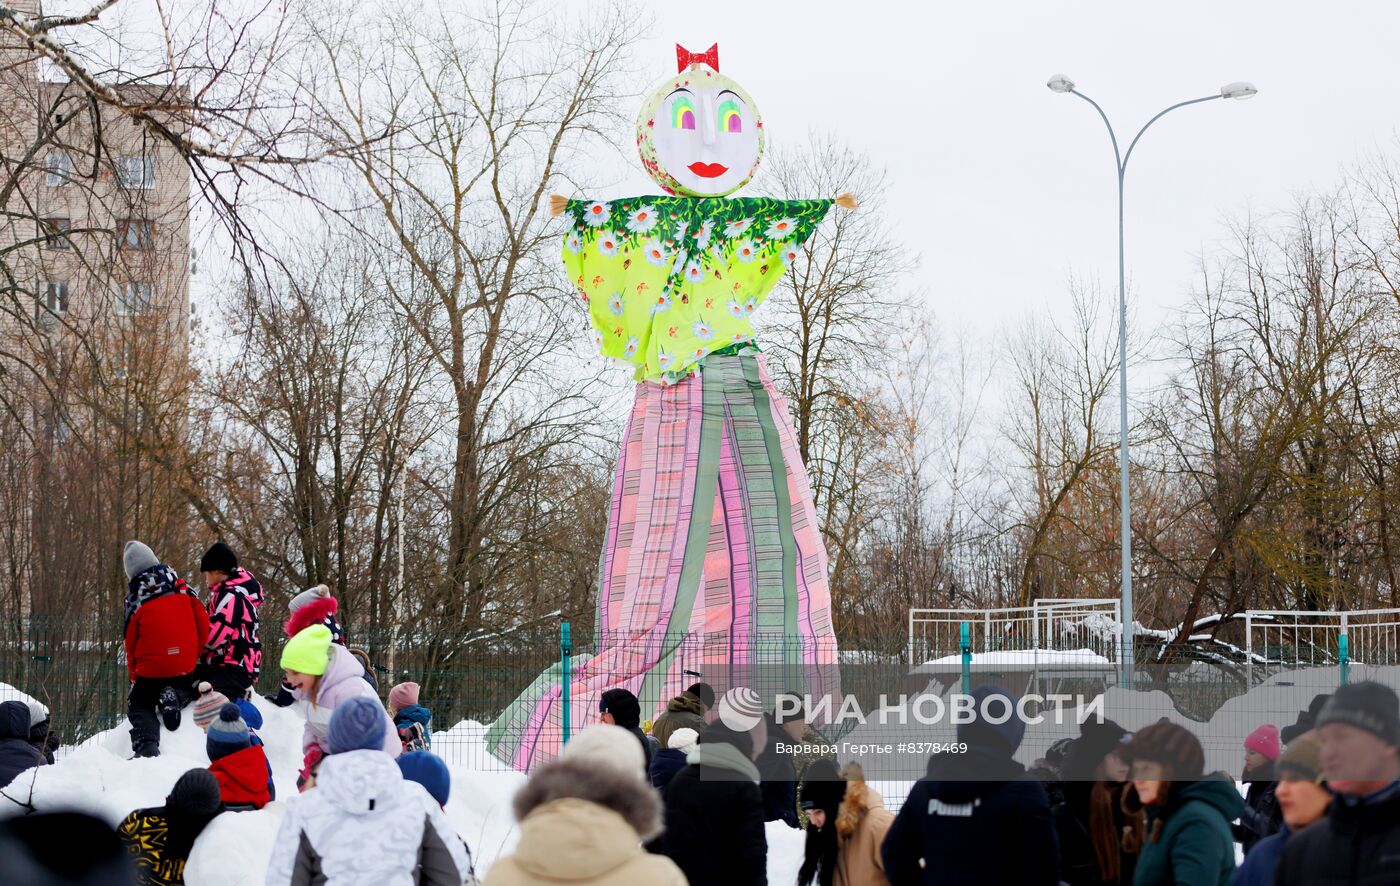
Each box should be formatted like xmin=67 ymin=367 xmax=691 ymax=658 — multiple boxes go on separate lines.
xmin=265 ymin=749 xmax=474 ymax=886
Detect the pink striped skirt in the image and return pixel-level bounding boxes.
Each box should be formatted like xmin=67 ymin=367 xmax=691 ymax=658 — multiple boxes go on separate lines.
xmin=487 ymin=350 xmax=839 ymax=770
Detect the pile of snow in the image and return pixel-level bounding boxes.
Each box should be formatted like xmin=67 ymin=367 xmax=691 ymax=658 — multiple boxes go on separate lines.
xmin=918 ymin=648 xmax=1115 ymax=672
xmin=0 ymin=682 xmax=806 ymax=883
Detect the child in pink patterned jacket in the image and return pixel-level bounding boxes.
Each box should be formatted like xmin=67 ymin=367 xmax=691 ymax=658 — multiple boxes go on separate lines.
xmin=195 ymin=541 xmax=263 ymax=700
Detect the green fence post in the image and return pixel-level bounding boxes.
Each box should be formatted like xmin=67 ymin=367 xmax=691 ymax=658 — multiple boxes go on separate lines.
xmin=1339 ymin=634 xmax=1350 ymax=686
xmin=959 ymin=621 xmax=972 ymax=695
xmin=561 ymin=621 xmax=572 ymax=746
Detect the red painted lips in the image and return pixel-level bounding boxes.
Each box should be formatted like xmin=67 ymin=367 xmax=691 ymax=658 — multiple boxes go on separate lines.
xmin=687 ymin=162 xmax=729 ymax=178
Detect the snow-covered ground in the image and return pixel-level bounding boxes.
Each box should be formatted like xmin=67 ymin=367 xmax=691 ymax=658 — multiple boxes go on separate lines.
xmin=917 ymin=647 xmax=1116 ymax=671
xmin=0 ymin=682 xmax=804 ymax=884
xmin=5 ymin=665 xmax=1389 ymax=882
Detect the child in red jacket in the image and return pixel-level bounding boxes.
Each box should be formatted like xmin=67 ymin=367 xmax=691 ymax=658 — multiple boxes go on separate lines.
xmin=123 ymin=540 xmax=209 ymax=758
xmin=206 ymin=703 xmax=272 ymax=811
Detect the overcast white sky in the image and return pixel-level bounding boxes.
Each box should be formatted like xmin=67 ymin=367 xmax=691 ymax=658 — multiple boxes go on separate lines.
xmin=622 ymin=1 xmax=1400 ymax=372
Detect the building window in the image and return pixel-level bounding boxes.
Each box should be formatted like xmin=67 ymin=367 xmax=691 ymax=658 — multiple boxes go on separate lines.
xmin=37 ymin=280 xmax=68 ymax=326
xmin=116 ymin=281 xmax=153 ymax=316
xmin=116 ymin=155 xmax=156 ymax=190
xmin=42 ymin=217 xmax=71 ymax=249
xmin=117 ymin=218 xmax=154 ymax=250
xmin=45 ymin=152 xmax=71 ymax=187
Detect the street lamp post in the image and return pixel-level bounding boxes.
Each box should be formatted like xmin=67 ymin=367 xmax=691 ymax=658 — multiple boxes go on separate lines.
xmin=1047 ymin=75 xmax=1256 ymax=689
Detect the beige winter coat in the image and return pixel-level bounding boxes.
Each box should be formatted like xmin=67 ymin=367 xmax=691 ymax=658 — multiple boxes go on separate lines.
xmin=484 ymin=759 xmax=687 ymax=886
xmin=835 ymin=773 xmax=896 ymax=886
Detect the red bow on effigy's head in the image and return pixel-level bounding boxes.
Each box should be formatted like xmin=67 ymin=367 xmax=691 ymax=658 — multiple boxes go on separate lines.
xmin=676 ymin=43 xmax=719 ymax=73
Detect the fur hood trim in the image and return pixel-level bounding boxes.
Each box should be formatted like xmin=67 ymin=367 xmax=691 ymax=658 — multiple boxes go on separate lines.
xmin=836 ymin=763 xmax=885 ymax=843
xmin=514 ymin=758 xmax=664 ymax=840
xmin=284 ymin=596 xmax=338 ymax=639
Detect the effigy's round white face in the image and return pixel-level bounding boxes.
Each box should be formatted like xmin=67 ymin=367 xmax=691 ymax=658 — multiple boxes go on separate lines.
xmin=636 ymin=65 xmax=765 ymax=197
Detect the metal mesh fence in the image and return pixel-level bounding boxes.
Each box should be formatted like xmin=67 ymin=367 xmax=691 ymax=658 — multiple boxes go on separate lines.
xmin=1 ymin=612 xmax=1394 ymax=815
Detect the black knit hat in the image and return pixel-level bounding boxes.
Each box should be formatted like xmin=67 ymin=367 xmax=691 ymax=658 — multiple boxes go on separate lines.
xmin=168 ymin=768 xmax=223 ymax=816
xmin=1121 ymin=720 xmax=1205 ymax=780
xmin=1316 ymin=681 xmax=1400 ymax=746
xmin=1281 ymin=693 xmax=1332 ymax=745
xmin=599 ymin=688 xmax=642 ymax=730
xmin=1063 ymin=718 xmax=1128 ymax=781
xmin=686 ymin=682 xmax=716 ymax=709
xmin=700 ymin=720 xmax=753 ymax=757
xmin=799 ymin=758 xmax=846 ymax=817
xmin=199 ymin=541 xmax=238 ymax=575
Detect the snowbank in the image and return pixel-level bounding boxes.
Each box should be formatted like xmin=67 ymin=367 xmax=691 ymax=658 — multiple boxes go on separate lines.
xmin=917 ymin=647 xmax=1115 ymax=672
xmin=0 ymin=685 xmax=527 ymax=880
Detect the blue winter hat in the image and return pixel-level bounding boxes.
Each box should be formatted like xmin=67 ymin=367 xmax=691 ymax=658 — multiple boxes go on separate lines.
xmin=958 ymin=684 xmax=1027 ymax=755
xmin=327 ymin=696 xmax=387 ymax=754
xmin=397 ymin=751 xmax=451 ymax=807
xmin=235 ymin=698 xmax=263 ymax=732
xmin=207 ymin=703 xmax=251 ymax=761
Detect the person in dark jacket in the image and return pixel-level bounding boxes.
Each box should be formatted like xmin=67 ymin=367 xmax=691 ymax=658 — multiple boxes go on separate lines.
xmin=1120 ymin=720 xmax=1242 ymax=886
xmin=650 ymin=720 xmax=767 ymax=885
xmin=0 ymin=700 xmax=46 ymax=788
xmin=123 ymin=541 xmax=209 ymax=758
xmin=1277 ymin=681 xmax=1400 ymax=886
xmin=117 ymin=768 xmax=225 ymax=886
xmin=1279 ymin=692 xmax=1331 ymax=745
xmin=881 ymin=684 xmax=1060 ymax=885
xmin=649 ymin=726 xmax=697 ymax=789
xmin=1233 ymin=724 xmax=1281 ymax=855
xmin=1054 ymin=718 xmax=1142 ymax=886
xmin=194 ymin=541 xmax=263 ymax=701
xmin=600 ymin=687 xmax=653 ymax=774
xmin=757 ymin=709 xmax=800 ymax=827
xmin=1 ymin=811 xmax=137 ymax=886
xmin=1232 ymin=731 xmax=1329 ymax=886
xmin=23 ymin=699 xmax=58 ymax=764
xmin=798 ymin=758 xmax=846 ymax=886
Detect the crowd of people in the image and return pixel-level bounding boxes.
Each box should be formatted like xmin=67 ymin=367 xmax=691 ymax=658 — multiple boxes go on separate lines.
xmin=3 ymin=539 xmax=472 ymax=885
xmin=1 ymin=537 xmax=1399 ymax=884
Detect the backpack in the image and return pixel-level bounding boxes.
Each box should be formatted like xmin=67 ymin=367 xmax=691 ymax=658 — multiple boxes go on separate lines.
xmin=398 ymin=721 xmax=428 ymax=752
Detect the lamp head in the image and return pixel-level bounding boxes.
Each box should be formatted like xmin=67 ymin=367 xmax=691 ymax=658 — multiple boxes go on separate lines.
xmin=1047 ymin=74 xmax=1076 ymax=94
xmin=1220 ymin=81 xmax=1258 ymax=100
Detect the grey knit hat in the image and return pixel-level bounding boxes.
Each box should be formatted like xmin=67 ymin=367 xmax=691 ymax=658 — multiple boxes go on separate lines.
xmin=123 ymin=541 xmax=160 ymax=580
xmin=1316 ymin=681 xmax=1400 ymax=746
xmin=289 ymin=584 xmax=331 ymax=613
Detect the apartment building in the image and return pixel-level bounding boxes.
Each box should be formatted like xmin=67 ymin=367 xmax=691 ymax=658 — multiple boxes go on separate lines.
xmin=0 ymin=1 xmax=191 ymax=349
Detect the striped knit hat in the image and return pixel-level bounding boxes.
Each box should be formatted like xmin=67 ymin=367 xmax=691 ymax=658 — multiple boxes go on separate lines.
xmin=1122 ymin=720 xmax=1205 ymax=780
xmin=206 ymin=703 xmax=251 ymax=761
xmin=192 ymin=683 xmax=230 ymax=730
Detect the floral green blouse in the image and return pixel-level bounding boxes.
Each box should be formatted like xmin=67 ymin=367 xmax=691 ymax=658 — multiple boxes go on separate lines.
xmin=563 ymin=196 xmax=833 ymax=383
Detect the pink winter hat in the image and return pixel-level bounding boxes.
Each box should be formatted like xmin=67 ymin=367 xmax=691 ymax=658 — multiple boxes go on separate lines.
xmin=389 ymin=681 xmax=420 ymax=711
xmin=1244 ymin=724 xmax=1281 ymax=761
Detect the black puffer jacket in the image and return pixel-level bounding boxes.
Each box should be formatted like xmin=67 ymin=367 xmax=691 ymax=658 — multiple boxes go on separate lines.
xmin=0 ymin=701 xmax=46 ymax=788
xmin=881 ymin=745 xmax=1060 ymax=885
xmin=649 ymin=743 xmax=766 ymax=886
xmin=1233 ymin=765 xmax=1281 ymax=855
xmin=756 ymin=714 xmax=799 ymax=827
xmin=1277 ymin=780 xmax=1400 ymax=886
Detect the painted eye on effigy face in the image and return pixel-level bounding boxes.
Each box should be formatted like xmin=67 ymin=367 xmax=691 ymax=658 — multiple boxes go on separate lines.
xmin=638 ymin=44 xmax=766 ymax=198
